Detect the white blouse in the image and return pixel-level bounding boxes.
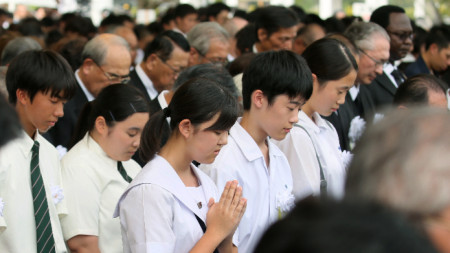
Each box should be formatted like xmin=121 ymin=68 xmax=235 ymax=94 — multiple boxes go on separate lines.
xmin=273 ymin=111 xmax=348 ymax=200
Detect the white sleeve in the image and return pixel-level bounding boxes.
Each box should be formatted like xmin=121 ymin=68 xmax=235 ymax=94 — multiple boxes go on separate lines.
xmin=119 ymin=184 xmax=176 ymax=253
xmin=0 ymin=152 xmax=9 ymax=234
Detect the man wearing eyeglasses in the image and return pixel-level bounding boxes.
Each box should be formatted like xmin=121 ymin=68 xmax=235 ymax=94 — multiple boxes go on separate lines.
xmin=44 ymin=34 xmax=132 ymax=150
xmin=368 ymin=5 xmax=413 ymax=109
xmin=324 ymin=22 xmax=390 ymax=151
xmin=129 ymin=30 xmax=190 ymax=103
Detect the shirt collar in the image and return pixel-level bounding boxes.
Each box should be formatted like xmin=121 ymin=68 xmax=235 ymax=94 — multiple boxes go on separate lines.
xmin=83 ymin=133 xmax=116 ymax=167
xmin=17 ymin=130 xmax=40 ymax=158
xmin=229 ymin=118 xmax=284 ymax=162
xmin=75 ymin=69 xmax=95 ymax=102
xmin=349 ymin=84 xmax=360 ymax=101
xmin=298 ymin=111 xmax=329 ymax=134
xmin=136 ymin=63 xmax=158 ymax=100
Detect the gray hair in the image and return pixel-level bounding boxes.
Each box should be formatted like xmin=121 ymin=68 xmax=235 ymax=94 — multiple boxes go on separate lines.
xmin=187 ymin=22 xmax=230 ymax=56
xmin=345 ymin=107 xmax=450 ymax=218
xmin=1 ymin=37 xmax=42 ymax=66
xmin=81 ymin=33 xmax=130 ymax=66
xmin=344 ymin=21 xmax=390 ymax=51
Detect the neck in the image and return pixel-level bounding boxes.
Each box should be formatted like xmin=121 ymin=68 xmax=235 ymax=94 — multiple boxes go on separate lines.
xmin=164 ymin=91 xmax=174 ymax=105
xmin=240 ymin=111 xmax=268 ymax=148
xmin=16 ymin=104 xmax=36 ymax=139
xmin=301 ymin=101 xmax=315 ymax=121
xmin=254 ymin=42 xmax=264 ymax=53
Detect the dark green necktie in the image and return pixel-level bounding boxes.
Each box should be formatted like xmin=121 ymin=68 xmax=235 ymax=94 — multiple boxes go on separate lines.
xmin=117 ymin=161 xmax=132 ymax=183
xmin=30 ymin=141 xmax=56 ymax=253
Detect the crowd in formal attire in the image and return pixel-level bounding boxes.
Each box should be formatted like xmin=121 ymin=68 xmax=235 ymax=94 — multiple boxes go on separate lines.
xmin=0 ymin=2 xmax=450 ymax=253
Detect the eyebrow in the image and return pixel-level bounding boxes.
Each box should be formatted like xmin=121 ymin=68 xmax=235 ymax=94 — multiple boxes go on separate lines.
xmin=289 ymin=100 xmax=302 ymax=105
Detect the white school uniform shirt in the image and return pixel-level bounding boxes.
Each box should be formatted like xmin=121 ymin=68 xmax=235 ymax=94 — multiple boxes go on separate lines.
xmin=114 ymin=155 xmax=220 ymax=253
xmin=60 ymin=133 xmax=141 ymax=253
xmin=0 ymin=130 xmax=67 ymax=252
xmin=200 ymin=119 xmax=294 ymax=253
xmin=273 ymin=111 xmax=347 ymax=200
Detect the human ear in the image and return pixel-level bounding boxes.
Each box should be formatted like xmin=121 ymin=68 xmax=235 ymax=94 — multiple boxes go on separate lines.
xmin=82 ymin=58 xmax=95 ymax=75
xmin=145 ymin=54 xmax=158 ymax=71
xmin=94 ymin=116 xmax=108 ymax=136
xmin=251 ymin=89 xmax=265 ymax=109
xmin=257 ymin=28 xmax=268 ymax=42
xmin=188 ymin=47 xmax=200 ymax=66
xmin=178 ymin=119 xmax=192 ymax=138
xmin=16 ymin=89 xmax=30 ymax=105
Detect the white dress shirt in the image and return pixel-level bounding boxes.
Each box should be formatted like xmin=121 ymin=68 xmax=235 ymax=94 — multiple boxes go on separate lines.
xmin=200 ymin=118 xmax=294 ymax=253
xmin=60 ymin=133 xmax=141 ymax=253
xmin=75 ymin=69 xmax=95 ymax=102
xmin=273 ymin=111 xmax=347 ymax=200
xmin=135 ymin=64 xmax=158 ymax=100
xmin=0 ymin=131 xmax=68 ymax=252
xmin=115 ymin=155 xmax=219 ymax=253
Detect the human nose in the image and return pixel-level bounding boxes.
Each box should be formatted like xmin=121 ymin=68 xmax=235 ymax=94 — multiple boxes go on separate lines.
xmin=133 ymin=134 xmax=141 ymax=148
xmin=337 ymin=94 xmax=346 ymax=105
xmin=374 ymin=64 xmax=384 ymax=75
xmin=55 ymin=102 xmax=64 ymax=117
xmin=290 ymin=109 xmax=299 ymax=124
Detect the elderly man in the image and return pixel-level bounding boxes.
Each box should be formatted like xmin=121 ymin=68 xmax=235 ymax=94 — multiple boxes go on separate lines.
xmin=186 ymin=22 xmax=230 ymax=66
xmin=345 ymin=107 xmax=450 ymax=253
xmin=368 ymin=5 xmax=413 ymax=108
xmin=326 ymin=22 xmax=390 ymax=151
xmin=45 ymin=33 xmax=131 ymax=149
xmin=128 ymin=30 xmax=190 ymax=102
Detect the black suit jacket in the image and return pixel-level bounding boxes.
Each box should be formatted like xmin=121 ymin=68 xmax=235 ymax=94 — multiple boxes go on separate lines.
xmin=44 ymin=82 xmax=88 ymax=148
xmin=129 ymin=69 xmax=152 ymax=103
xmin=366 ymin=72 xmax=399 ymax=110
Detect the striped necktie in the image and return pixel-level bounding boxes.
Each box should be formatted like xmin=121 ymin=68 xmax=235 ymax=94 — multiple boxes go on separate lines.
xmin=117 ymin=161 xmax=132 ymax=183
xmin=30 ymin=141 xmax=56 ymax=253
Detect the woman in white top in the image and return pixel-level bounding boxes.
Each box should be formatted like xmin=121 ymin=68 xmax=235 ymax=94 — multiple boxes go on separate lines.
xmin=60 ymin=84 xmax=149 ymax=252
xmin=274 ymin=38 xmax=358 ymax=200
xmin=115 ymin=78 xmax=246 ymax=253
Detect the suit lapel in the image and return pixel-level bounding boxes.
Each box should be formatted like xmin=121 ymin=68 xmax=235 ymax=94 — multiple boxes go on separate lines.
xmin=377 ymin=73 xmax=397 ymax=95
xmin=129 ymin=70 xmax=152 ymax=102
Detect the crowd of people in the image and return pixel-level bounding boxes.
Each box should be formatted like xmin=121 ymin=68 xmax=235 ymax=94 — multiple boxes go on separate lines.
xmin=0 ymin=2 xmax=449 ymax=253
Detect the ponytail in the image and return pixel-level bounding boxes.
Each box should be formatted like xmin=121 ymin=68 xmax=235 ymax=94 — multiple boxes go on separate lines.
xmin=139 ymin=109 xmax=170 ymax=162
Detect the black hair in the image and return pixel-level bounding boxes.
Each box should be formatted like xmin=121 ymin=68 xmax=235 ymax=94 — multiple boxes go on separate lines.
xmin=147 ymin=21 xmax=163 ymax=37
xmin=18 ymin=17 xmax=44 ymax=38
xmin=254 ymin=198 xmax=439 ymax=253
xmin=254 ymin=6 xmax=299 ymax=40
xmin=0 ymin=94 xmax=22 ymax=148
xmin=174 ymin=4 xmax=197 ymax=18
xmin=64 ymin=15 xmax=95 ymax=38
xmin=233 ymin=9 xmax=248 ymax=20
xmin=140 ymin=77 xmax=239 ymax=162
xmin=6 ymin=50 xmax=77 ymax=104
xmin=424 ymin=25 xmax=450 ymax=51
xmin=289 ymin=5 xmax=306 ymax=23
xmin=235 ymin=23 xmax=257 ymax=56
xmin=206 ymin=2 xmax=231 ymax=19
xmin=370 ymin=5 xmax=406 ymax=29
xmin=302 ymin=38 xmax=358 ymax=85
xmin=100 ymin=13 xmax=133 ymax=28
xmin=59 ymin=38 xmax=87 ymax=71
xmin=143 ymin=30 xmax=190 ymax=61
xmin=242 ymin=50 xmax=313 ymax=110
xmin=304 ymin=13 xmax=326 ymax=29
xmin=160 ymin=7 xmax=176 ymax=26
xmin=69 ymin=84 xmax=149 ymax=149
xmin=227 ymin=52 xmax=256 ymax=77
xmin=393 ymin=74 xmax=448 ymax=106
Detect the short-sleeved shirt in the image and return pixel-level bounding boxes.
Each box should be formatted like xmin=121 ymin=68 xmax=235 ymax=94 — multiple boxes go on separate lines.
xmin=60 ymin=133 xmax=141 ymax=253
xmin=273 ymin=111 xmax=347 ymax=200
xmin=115 ymin=155 xmax=219 ymax=253
xmin=0 ymin=131 xmax=67 ymax=252
xmin=200 ymin=119 xmax=294 ymax=253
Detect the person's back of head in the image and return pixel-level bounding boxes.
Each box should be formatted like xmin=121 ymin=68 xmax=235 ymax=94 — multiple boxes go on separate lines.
xmin=346 ymin=107 xmax=450 ymax=218
xmin=59 ymin=38 xmax=87 ymax=71
xmin=174 ymin=4 xmax=197 ymax=19
xmin=254 ymin=198 xmax=439 ymax=253
xmin=1 ymin=36 xmax=42 ymax=66
xmin=6 ymin=50 xmax=77 ymax=104
xmin=17 ymin=17 xmax=44 ymax=38
xmin=393 ymin=74 xmax=448 ymax=108
xmin=242 ymin=50 xmax=312 ymax=111
xmin=234 ymin=23 xmax=256 ymax=56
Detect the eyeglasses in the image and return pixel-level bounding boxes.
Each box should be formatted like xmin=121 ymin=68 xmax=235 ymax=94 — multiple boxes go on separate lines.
xmin=387 ymin=31 xmax=414 ymax=41
xmin=93 ymin=61 xmax=130 ymax=84
xmin=156 ymin=55 xmax=185 ymax=76
xmin=359 ymin=49 xmax=388 ymax=67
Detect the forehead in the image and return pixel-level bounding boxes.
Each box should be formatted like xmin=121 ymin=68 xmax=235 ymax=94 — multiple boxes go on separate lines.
xmin=207 ymin=39 xmax=229 ymax=55
xmin=370 ymin=35 xmax=390 ymax=54
xmin=428 ymin=90 xmax=448 ymax=108
xmin=273 ymin=93 xmax=304 ymax=104
xmin=103 ymin=45 xmax=132 ymax=71
xmin=270 ymin=26 xmax=297 ymax=38
xmin=388 ymin=13 xmax=412 ymax=31
xmin=167 ymin=46 xmax=190 ymax=64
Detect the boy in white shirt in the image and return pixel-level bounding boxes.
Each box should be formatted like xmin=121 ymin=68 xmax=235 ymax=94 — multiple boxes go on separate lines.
xmin=0 ymin=50 xmax=77 ymax=252
xmin=200 ymin=50 xmax=313 ymax=253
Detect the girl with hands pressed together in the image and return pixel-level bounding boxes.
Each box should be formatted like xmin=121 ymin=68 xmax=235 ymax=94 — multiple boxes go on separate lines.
xmin=114 ymin=77 xmax=246 ymax=253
